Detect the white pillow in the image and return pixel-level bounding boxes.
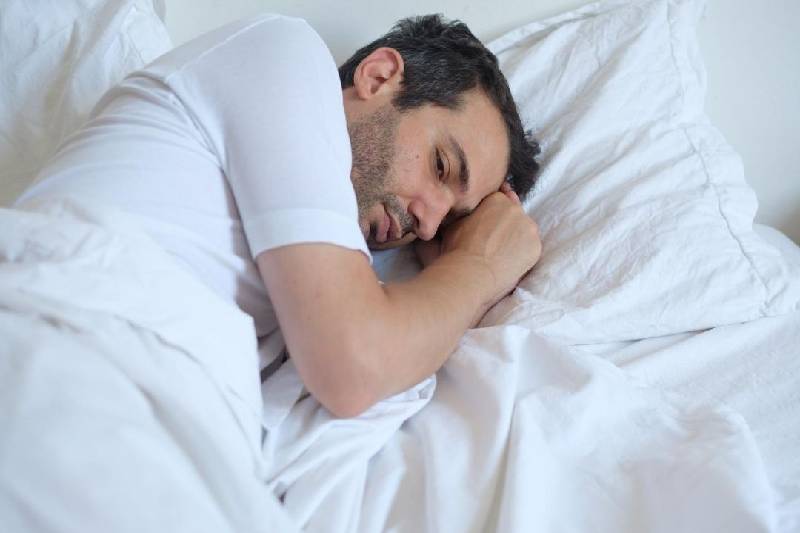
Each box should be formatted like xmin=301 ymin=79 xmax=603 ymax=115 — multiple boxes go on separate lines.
xmin=476 ymin=0 xmax=800 ymax=342
xmin=0 ymin=0 xmax=172 ymax=206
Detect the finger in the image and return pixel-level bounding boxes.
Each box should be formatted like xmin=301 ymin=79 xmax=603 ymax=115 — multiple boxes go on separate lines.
xmin=500 ymin=181 xmax=522 ymax=205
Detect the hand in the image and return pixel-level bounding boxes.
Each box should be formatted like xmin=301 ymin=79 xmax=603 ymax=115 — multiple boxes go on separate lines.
xmin=437 ymin=182 xmax=541 ymax=307
xmin=414 ymin=184 xmax=532 ymax=267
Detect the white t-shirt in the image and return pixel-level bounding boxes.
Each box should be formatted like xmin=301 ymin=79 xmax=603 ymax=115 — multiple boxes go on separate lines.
xmin=18 ymin=15 xmax=369 ymax=345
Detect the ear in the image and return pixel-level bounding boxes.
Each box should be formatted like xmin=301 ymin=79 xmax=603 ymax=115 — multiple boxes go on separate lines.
xmin=352 ymin=47 xmax=404 ymax=101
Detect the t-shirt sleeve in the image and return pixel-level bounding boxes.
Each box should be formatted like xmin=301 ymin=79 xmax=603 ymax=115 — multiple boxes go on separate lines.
xmin=142 ymin=15 xmax=369 ymax=260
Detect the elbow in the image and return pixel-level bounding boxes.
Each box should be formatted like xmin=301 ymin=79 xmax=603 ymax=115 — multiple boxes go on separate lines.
xmin=313 ymin=375 xmax=377 ymax=419
xmin=300 ymin=340 xmax=382 ymax=419
xmin=321 ymin=390 xmax=374 ymax=419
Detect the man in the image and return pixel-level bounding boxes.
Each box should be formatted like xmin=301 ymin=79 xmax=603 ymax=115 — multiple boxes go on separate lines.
xmin=17 ymin=14 xmax=541 ymax=417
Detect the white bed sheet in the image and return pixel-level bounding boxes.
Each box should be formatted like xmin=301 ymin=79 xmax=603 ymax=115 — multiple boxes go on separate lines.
xmin=0 ymin=199 xmax=297 ymax=532
xmin=573 ymin=224 xmax=800 ymax=532
xmin=606 ymin=308 xmax=800 ymax=532
xmin=257 ymin=228 xmax=800 ymax=533
xmin=3 ymin=200 xmax=797 ymax=533
xmin=253 ymin=227 xmax=800 ymax=533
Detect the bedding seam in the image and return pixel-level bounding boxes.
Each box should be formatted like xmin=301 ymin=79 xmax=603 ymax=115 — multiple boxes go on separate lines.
xmin=665 ymin=0 xmax=770 ymax=313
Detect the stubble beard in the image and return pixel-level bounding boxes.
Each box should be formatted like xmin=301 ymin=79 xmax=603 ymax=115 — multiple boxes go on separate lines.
xmin=348 ymin=104 xmax=412 ymax=243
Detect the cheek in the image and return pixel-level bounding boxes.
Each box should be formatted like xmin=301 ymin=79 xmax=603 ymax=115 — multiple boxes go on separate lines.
xmin=392 ymin=149 xmax=427 ymax=187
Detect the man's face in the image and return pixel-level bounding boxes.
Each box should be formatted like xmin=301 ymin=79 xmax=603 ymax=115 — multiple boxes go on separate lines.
xmin=348 ymin=88 xmax=510 ymax=250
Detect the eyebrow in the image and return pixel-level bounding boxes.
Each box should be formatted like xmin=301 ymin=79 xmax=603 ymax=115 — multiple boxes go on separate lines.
xmin=447 ymin=135 xmax=470 ymax=194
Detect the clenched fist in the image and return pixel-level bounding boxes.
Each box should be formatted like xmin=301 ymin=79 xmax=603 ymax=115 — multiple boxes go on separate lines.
xmin=416 ymin=182 xmax=541 ymax=308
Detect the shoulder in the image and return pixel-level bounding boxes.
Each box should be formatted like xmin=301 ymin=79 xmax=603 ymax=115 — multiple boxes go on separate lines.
xmin=218 ymin=14 xmax=329 ymax=58
xmin=144 ymin=14 xmax=336 ymax=83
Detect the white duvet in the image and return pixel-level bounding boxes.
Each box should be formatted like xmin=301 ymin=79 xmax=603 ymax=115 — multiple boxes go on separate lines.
xmin=266 ymin=328 xmax=785 ymax=533
xmin=1 ymin=199 xmax=793 ymax=532
xmin=0 ymin=201 xmax=296 ymax=533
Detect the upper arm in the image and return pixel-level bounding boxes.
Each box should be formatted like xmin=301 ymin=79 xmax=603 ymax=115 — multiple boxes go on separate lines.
xmin=147 ymin=18 xmax=381 ymax=414
xmin=152 ymin=15 xmax=366 ymax=260
xmin=257 ymin=242 xmax=386 ymax=417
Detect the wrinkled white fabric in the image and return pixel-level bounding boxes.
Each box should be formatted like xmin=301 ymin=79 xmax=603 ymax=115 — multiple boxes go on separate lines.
xmin=267 ymin=229 xmax=800 ymax=533
xmin=583 ymin=310 xmax=800 ymax=533
xmin=573 ymin=224 xmax=800 ymax=533
xmin=264 ymin=322 xmax=789 ymax=532
xmin=0 ymin=199 xmax=298 ymax=533
xmin=1 ymin=199 xmax=793 ymax=531
xmin=0 ymin=0 xmax=172 ymax=206
xmin=480 ymin=0 xmax=800 ymax=342
xmin=481 ymin=0 xmax=800 ymax=342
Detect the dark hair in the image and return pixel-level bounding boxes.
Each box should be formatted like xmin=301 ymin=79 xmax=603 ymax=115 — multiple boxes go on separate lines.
xmin=339 ymin=14 xmax=540 ymax=199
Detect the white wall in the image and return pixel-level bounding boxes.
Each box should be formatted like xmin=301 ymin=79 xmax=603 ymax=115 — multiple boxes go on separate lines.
xmin=165 ymin=0 xmax=800 ymax=243
xmin=698 ymin=0 xmax=800 ymax=244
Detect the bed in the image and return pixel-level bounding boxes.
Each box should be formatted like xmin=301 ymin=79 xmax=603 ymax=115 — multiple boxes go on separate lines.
xmin=0 ymin=1 xmax=798 ymax=532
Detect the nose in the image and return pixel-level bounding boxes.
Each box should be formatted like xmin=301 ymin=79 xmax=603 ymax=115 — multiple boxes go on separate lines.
xmin=408 ymin=187 xmax=450 ymax=241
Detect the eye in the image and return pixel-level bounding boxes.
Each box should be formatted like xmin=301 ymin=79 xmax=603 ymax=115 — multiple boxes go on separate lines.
xmin=435 ymin=149 xmax=446 ymax=182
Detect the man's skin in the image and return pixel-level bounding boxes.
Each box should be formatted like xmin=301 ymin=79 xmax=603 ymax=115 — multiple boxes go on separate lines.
xmin=257 ymin=47 xmax=541 ymax=417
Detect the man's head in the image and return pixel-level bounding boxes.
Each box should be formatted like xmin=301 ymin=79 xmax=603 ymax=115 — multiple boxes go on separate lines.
xmin=340 ymin=14 xmax=540 ymax=250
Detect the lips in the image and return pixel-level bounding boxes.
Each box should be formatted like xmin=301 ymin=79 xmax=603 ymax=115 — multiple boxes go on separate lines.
xmin=386 ymin=210 xmax=400 ymax=241
xmin=372 ymin=204 xmax=401 ymax=244
xmin=378 ymin=210 xmax=390 ymax=243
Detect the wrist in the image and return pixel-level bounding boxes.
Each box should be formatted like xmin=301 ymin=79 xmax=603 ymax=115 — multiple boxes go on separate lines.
xmin=429 ymin=250 xmax=498 ymax=314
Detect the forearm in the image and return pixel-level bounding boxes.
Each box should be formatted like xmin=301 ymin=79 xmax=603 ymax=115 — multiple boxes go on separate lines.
xmin=258 ymin=191 xmax=539 ymax=417
xmin=369 ymin=252 xmax=495 ymax=399
xmin=259 ymin=245 xmax=494 ymax=417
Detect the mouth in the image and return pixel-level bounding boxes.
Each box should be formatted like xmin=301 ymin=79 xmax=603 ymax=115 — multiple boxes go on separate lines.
xmin=370 ymin=204 xmax=401 ymax=244
xmin=385 ymin=206 xmax=401 ymax=241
